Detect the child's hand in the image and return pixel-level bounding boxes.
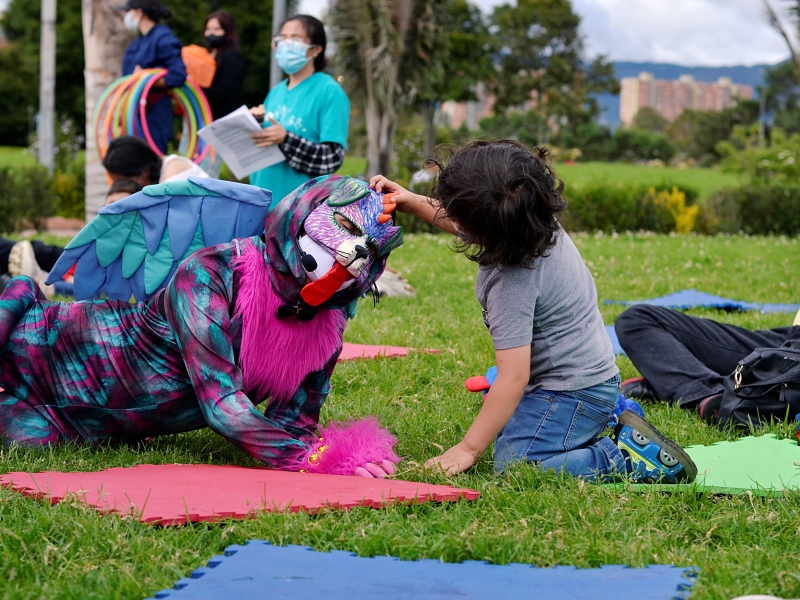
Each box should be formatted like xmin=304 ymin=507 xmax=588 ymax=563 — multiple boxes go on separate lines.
xmin=369 ymin=175 xmax=420 ymax=214
xmin=424 ymin=442 xmax=479 ymax=475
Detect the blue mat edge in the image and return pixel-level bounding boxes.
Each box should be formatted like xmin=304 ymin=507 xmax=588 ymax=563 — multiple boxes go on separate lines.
xmin=146 ymin=540 xmax=699 ymax=600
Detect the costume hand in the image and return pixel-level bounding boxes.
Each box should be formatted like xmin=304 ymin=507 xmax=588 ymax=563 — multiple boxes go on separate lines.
xmin=424 ymin=442 xmax=478 ymax=475
xmin=251 ymin=116 xmax=287 ymax=147
xmin=369 ymin=175 xmax=420 ymax=214
xmin=353 ymin=460 xmax=397 ymax=478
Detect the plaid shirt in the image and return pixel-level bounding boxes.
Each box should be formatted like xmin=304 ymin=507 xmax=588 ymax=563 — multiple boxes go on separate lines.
xmin=279 ymin=132 xmax=345 ymax=176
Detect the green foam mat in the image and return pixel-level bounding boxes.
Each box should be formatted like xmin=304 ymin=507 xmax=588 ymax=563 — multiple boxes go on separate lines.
xmin=624 ymin=434 xmax=800 ymax=496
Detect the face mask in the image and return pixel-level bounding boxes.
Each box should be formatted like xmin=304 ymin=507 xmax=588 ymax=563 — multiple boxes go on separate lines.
xmin=275 ymin=40 xmax=313 ymax=75
xmin=123 ymin=10 xmax=141 ymax=33
xmin=205 ymin=34 xmax=226 ymax=49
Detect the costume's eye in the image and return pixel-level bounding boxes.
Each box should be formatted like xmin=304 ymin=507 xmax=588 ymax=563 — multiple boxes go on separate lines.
xmin=367 ymin=242 xmax=377 ymax=256
xmin=334 ymin=213 xmax=362 ymax=235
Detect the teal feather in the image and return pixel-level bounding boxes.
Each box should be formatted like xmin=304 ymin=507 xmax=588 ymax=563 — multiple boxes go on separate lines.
xmin=180 ymin=219 xmax=205 ymax=261
xmin=144 ymin=226 xmax=174 ymax=294
xmin=65 ymin=214 xmax=123 ymax=250
xmin=95 ymin=212 xmax=136 ymax=268
xmin=144 ymin=179 xmax=223 ymax=198
xmin=121 ymin=213 xmax=148 ymax=278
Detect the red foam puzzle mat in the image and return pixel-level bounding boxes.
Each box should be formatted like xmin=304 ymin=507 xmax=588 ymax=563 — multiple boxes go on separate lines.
xmin=0 ymin=465 xmax=479 ymax=526
xmin=339 ymin=342 xmax=439 ymax=362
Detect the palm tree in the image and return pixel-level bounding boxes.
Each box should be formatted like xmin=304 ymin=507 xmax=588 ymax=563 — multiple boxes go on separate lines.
xmin=764 ymin=0 xmax=800 ymax=82
xmin=82 ymin=0 xmax=132 ymax=219
xmin=329 ymin=0 xmax=424 ymax=177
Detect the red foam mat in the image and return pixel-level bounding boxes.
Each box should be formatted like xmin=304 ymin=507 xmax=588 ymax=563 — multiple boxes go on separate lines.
xmin=338 ymin=343 xmax=440 ymax=362
xmin=0 ymin=465 xmax=479 ymax=525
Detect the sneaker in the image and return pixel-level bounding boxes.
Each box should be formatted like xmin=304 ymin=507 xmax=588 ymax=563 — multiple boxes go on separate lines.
xmin=8 ymin=240 xmax=55 ymax=298
xmin=620 ymin=377 xmax=659 ymax=402
xmin=697 ymin=393 xmax=723 ymax=424
xmin=613 ymin=410 xmax=697 ymax=483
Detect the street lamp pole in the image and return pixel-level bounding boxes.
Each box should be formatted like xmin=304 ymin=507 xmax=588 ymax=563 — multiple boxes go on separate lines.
xmin=270 ymin=0 xmax=286 ymax=90
xmin=39 ymin=0 xmax=57 ymax=171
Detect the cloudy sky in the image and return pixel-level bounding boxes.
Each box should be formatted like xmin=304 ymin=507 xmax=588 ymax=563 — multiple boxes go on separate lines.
xmin=297 ymin=0 xmax=792 ymax=67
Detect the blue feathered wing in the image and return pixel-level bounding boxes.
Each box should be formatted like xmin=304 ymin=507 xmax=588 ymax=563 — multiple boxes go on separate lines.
xmin=46 ymin=178 xmax=273 ymax=301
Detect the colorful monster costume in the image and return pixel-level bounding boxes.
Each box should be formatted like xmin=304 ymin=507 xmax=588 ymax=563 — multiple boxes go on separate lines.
xmin=0 ymin=176 xmax=403 ymax=475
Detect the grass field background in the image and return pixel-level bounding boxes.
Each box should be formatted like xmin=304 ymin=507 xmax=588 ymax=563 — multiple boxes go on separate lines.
xmin=1 ymin=147 xmax=742 ymax=201
xmin=2 ymin=230 xmax=800 ymax=599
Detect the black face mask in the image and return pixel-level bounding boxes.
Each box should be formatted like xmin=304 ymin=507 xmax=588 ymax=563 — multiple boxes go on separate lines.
xmin=205 ymin=34 xmax=226 ymax=49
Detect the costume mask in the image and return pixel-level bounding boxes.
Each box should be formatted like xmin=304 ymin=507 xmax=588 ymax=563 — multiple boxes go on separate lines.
xmin=299 ymin=177 xmax=402 ymax=306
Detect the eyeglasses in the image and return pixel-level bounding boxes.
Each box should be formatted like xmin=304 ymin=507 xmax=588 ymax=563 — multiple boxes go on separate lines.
xmin=271 ymin=35 xmax=313 ymax=48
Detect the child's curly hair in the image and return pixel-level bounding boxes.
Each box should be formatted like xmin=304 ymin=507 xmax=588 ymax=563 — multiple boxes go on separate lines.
xmin=429 ymin=140 xmax=567 ymax=268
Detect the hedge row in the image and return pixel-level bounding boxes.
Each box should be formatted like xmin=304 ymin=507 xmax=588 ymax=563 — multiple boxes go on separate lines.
xmin=699 ymin=184 xmax=800 ymax=235
xmin=0 ymin=160 xmax=84 ymax=233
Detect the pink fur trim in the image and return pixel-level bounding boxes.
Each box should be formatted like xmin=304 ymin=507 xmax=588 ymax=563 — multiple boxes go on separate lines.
xmin=233 ymin=242 xmax=346 ymax=402
xmin=305 ymin=417 xmax=400 ymax=476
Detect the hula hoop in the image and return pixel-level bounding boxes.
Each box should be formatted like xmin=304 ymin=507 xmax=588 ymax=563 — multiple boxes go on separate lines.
xmin=93 ymin=68 xmax=213 ymax=164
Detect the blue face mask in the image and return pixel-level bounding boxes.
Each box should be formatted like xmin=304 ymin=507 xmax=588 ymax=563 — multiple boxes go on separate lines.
xmin=276 ymin=40 xmax=314 ymax=75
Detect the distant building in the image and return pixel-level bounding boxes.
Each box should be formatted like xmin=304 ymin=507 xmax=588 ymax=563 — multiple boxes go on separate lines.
xmin=620 ymin=72 xmax=754 ymax=127
xmin=438 ymin=83 xmax=496 ymax=131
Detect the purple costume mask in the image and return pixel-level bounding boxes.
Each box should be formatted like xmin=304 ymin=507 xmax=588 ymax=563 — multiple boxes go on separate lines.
xmin=302 ymin=177 xmax=403 ymax=289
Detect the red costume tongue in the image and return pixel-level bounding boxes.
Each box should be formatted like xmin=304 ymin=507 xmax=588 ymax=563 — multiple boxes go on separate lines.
xmin=300 ymin=262 xmax=354 ymax=307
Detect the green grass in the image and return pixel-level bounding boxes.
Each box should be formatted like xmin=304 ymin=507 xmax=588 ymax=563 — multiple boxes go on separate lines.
xmin=337 ymin=156 xmax=368 ymax=178
xmin=3 ymin=232 xmax=800 ymax=599
xmin=555 ymin=161 xmax=745 ymax=200
xmin=0 ymin=146 xmax=36 ymax=169
xmin=337 ymin=157 xmax=741 ymax=199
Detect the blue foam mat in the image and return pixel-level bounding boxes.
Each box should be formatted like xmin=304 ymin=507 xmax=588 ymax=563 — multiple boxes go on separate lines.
xmin=148 ymin=541 xmax=697 ymax=600
xmin=604 ymin=289 xmax=800 ymax=314
xmin=606 ymin=325 xmax=624 ymax=355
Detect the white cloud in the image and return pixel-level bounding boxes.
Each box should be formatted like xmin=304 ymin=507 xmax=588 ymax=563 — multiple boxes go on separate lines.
xmin=573 ymin=0 xmax=790 ymax=66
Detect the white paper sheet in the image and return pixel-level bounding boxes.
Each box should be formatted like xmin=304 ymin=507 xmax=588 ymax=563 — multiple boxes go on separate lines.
xmin=197 ymin=105 xmax=285 ymax=180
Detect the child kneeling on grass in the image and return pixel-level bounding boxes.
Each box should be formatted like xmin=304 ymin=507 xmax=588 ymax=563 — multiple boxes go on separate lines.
xmin=371 ymin=140 xmax=697 ymax=483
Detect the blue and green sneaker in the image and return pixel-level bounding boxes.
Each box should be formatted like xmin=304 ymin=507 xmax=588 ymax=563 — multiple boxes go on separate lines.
xmin=613 ymin=410 xmax=697 ymax=483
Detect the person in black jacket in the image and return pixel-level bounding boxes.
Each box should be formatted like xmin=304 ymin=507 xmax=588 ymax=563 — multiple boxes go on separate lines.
xmin=202 ymin=11 xmax=246 ymax=120
xmin=200 ymin=11 xmax=246 ymax=177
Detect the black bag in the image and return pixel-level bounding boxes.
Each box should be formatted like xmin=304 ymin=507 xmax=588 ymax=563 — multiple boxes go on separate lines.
xmin=717 ymin=347 xmax=800 ymax=429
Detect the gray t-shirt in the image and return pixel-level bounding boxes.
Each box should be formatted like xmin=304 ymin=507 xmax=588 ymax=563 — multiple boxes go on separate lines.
xmin=475 ymin=229 xmax=618 ymax=395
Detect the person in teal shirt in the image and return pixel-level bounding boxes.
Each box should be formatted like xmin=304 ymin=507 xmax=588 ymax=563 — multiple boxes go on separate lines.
xmin=250 ymin=15 xmax=350 ymax=207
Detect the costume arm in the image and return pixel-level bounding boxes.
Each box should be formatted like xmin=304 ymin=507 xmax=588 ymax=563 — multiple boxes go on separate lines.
xmin=166 ymin=253 xmax=311 ymax=469
xmin=279 ymin=132 xmax=345 ymax=176
xmin=265 ymin=351 xmax=340 ymax=439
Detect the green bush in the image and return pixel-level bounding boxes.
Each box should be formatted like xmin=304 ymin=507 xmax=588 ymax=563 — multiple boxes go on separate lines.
xmin=0 ymin=164 xmax=56 ymax=233
xmin=699 ymin=184 xmax=800 ymax=235
xmin=610 ymin=128 xmax=676 ymax=163
xmin=562 ymin=181 xmax=698 ymax=233
xmin=52 ymin=153 xmax=86 ymax=219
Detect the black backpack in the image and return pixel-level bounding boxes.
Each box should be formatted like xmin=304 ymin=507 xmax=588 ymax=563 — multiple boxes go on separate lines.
xmin=717 ymin=347 xmax=800 ymax=429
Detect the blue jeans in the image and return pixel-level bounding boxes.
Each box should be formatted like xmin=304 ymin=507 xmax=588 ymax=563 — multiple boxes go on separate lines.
xmin=493 ymin=375 xmax=626 ymax=479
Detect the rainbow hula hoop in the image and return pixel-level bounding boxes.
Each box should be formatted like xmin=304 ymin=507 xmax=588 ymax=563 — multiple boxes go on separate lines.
xmin=93 ymin=68 xmax=213 ymax=164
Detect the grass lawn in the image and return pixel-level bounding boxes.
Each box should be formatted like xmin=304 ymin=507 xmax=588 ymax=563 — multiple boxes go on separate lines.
xmin=0 ymin=146 xmax=36 ymax=169
xmin=2 ymin=233 xmax=800 ymax=599
xmin=555 ymin=161 xmax=744 ymax=200
xmin=337 ymin=157 xmax=742 ymax=200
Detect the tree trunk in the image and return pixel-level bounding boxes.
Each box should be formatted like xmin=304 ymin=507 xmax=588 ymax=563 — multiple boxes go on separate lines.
xmin=82 ymin=0 xmax=131 ymax=220
xmin=421 ymin=101 xmax=436 ymax=159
